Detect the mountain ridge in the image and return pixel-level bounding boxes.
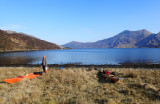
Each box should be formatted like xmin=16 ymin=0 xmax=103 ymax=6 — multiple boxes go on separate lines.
xmin=62 ymin=29 xmax=160 ymax=48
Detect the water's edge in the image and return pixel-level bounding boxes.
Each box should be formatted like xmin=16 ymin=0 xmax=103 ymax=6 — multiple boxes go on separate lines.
xmin=0 ymin=63 xmax=160 ymax=68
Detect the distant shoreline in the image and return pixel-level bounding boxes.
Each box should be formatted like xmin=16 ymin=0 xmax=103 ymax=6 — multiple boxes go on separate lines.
xmin=0 ymin=49 xmax=41 ymax=53
xmin=0 ymin=48 xmax=67 ymax=53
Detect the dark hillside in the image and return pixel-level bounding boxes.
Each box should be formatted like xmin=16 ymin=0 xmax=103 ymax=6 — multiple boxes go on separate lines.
xmin=0 ymin=29 xmax=63 ymax=51
xmin=135 ymin=33 xmax=160 ymax=48
xmin=95 ymin=29 xmax=152 ymax=48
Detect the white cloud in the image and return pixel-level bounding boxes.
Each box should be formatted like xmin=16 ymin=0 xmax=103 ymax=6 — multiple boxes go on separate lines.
xmin=0 ymin=24 xmax=26 ymax=30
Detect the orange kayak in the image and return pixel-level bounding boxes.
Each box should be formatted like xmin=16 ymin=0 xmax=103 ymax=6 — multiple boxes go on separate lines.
xmin=3 ymin=73 xmax=41 ymax=84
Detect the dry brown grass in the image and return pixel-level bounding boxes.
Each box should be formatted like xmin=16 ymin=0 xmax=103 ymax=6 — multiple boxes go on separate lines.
xmin=0 ymin=67 xmax=160 ymax=104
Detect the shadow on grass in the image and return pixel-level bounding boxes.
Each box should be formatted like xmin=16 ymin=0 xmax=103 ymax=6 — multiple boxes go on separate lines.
xmin=94 ymin=99 xmax=108 ymax=104
xmin=33 ymin=71 xmax=43 ymax=75
xmin=129 ymin=84 xmax=160 ymax=101
xmin=96 ymin=71 xmax=114 ymax=83
xmin=0 ymin=81 xmax=5 ymax=84
xmin=142 ymin=90 xmax=160 ymax=101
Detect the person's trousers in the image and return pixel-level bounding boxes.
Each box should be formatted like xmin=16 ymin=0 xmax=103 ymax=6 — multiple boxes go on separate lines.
xmin=42 ymin=66 xmax=46 ymax=73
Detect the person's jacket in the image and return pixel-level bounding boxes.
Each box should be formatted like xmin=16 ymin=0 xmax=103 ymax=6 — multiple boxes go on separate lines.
xmin=42 ymin=58 xmax=47 ymax=67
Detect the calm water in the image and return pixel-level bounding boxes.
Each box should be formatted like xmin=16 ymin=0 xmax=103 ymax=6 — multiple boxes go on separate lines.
xmin=0 ymin=48 xmax=160 ymax=65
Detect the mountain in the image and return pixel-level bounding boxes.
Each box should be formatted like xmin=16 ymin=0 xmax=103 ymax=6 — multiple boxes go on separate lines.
xmin=62 ymin=29 xmax=156 ymax=48
xmin=62 ymin=41 xmax=94 ymax=49
xmin=0 ymin=29 xmax=63 ymax=51
xmin=135 ymin=32 xmax=160 ymax=48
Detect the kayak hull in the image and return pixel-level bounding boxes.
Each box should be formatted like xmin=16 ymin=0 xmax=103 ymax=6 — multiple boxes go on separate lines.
xmin=102 ymin=74 xmax=119 ymax=83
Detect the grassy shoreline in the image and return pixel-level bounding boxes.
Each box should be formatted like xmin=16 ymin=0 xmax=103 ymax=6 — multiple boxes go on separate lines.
xmin=0 ymin=67 xmax=160 ymax=104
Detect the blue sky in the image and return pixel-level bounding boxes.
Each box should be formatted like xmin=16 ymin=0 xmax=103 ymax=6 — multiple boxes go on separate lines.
xmin=0 ymin=0 xmax=160 ymax=45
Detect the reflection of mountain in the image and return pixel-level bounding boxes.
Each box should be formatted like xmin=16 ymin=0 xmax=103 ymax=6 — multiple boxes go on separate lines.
xmin=62 ymin=29 xmax=160 ymax=48
xmin=119 ymin=59 xmax=154 ymax=65
xmin=0 ymin=29 xmax=63 ymax=51
xmin=0 ymin=56 xmax=36 ymax=65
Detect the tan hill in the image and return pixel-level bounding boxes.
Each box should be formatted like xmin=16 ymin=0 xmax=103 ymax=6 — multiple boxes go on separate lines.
xmin=0 ymin=29 xmax=63 ymax=51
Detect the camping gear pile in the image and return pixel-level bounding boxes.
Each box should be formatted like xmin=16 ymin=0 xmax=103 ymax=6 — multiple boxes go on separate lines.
xmin=100 ymin=69 xmax=119 ymax=83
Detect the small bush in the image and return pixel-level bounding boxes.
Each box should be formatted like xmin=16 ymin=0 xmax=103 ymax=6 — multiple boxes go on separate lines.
xmin=124 ymin=70 xmax=138 ymax=78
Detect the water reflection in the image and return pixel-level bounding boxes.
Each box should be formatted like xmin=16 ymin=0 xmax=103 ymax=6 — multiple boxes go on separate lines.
xmin=119 ymin=59 xmax=154 ymax=65
xmin=0 ymin=52 xmax=37 ymax=65
xmin=0 ymin=48 xmax=160 ymax=65
xmin=0 ymin=56 xmax=35 ymax=65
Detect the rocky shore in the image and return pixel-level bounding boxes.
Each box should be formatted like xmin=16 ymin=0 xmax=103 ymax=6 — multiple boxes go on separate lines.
xmin=0 ymin=63 xmax=160 ymax=68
